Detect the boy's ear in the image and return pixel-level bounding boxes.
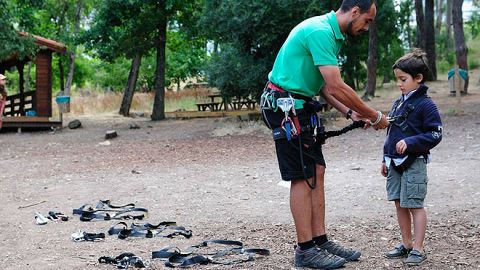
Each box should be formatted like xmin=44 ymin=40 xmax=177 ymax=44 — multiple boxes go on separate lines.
xmin=415 ymin=74 xmax=423 ymax=83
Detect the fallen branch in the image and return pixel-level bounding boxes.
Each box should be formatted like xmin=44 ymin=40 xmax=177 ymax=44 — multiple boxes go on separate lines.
xmin=18 ymin=200 xmax=47 ymax=209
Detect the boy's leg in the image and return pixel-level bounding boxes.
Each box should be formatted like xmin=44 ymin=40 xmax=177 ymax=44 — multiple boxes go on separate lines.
xmin=410 ymin=208 xmax=427 ymax=251
xmin=395 ymin=200 xmax=413 ymax=248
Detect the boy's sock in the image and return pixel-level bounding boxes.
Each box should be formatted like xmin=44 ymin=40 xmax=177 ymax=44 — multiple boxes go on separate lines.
xmin=313 ymin=234 xmax=328 ymax=246
xmin=298 ymin=240 xmax=315 ymax=251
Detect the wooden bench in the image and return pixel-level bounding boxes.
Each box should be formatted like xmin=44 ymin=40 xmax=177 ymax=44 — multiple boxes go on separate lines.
xmin=196 ymin=102 xmax=221 ymax=111
xmin=231 ymin=100 xmax=256 ymax=110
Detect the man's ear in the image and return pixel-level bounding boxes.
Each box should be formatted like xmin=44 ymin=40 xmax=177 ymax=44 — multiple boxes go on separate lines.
xmin=351 ymin=6 xmax=361 ymax=19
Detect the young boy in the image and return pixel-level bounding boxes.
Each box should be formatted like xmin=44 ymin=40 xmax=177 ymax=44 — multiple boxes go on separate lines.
xmin=381 ymin=49 xmax=442 ymax=266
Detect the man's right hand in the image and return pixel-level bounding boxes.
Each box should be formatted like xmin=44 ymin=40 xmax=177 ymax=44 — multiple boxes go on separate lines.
xmin=373 ymin=114 xmax=388 ymax=130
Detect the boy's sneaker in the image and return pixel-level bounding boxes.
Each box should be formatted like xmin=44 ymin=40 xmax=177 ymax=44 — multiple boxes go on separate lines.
xmin=317 ymin=241 xmax=361 ymax=261
xmin=405 ymin=249 xmax=427 ymax=266
xmin=385 ymin=244 xmax=412 ymax=258
xmin=295 ymin=247 xmax=346 ymax=269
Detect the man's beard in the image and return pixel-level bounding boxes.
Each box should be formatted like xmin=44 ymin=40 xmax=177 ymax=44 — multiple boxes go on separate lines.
xmin=347 ymin=19 xmax=367 ymax=37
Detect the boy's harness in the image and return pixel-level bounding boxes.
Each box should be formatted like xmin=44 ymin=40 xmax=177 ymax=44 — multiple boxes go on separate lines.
xmin=387 ymin=94 xmax=429 ymax=137
xmin=387 ymin=94 xmax=429 ymax=172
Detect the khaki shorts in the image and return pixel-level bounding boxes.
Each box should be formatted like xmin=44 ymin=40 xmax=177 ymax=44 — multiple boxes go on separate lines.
xmin=386 ymin=158 xmax=428 ymax=208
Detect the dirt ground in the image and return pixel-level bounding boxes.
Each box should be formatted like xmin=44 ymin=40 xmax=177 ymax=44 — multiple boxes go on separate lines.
xmin=1 ymin=74 xmax=479 ymax=270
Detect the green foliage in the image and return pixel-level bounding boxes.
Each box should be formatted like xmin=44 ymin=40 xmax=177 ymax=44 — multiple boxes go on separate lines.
xmin=206 ymin=44 xmax=269 ymax=99
xmin=166 ymin=31 xmax=207 ymax=90
xmin=201 ymin=0 xmax=329 ymax=98
xmin=201 ymin=0 xmax=403 ymax=97
xmin=0 ymin=0 xmax=37 ymax=61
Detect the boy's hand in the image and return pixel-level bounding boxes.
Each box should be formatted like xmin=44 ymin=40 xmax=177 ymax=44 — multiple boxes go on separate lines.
xmin=381 ymin=162 xmax=387 ymax=177
xmin=396 ymin=139 xmax=407 ymax=154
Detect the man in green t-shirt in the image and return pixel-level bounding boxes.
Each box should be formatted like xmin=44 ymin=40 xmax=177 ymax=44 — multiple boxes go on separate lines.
xmin=261 ymin=0 xmax=388 ymax=269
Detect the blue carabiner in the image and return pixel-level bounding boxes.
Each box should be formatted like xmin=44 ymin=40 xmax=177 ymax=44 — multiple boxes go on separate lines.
xmin=284 ymin=120 xmax=292 ymax=141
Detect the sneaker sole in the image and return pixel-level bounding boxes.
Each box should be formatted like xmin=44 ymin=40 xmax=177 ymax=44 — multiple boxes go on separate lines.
xmin=295 ymin=258 xmax=346 ymax=269
xmin=344 ymin=251 xmax=361 ymax=261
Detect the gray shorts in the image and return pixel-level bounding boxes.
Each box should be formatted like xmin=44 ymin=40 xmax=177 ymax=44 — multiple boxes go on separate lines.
xmin=386 ymin=158 xmax=429 ymax=208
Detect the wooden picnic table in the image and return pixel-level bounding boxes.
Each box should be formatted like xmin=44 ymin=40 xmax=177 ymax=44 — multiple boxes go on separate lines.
xmin=196 ymin=93 xmax=257 ymax=111
xmin=196 ymin=93 xmax=223 ymax=111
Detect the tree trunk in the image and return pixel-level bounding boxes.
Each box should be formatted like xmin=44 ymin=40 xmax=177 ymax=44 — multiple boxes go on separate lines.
xmin=24 ymin=62 xmax=32 ymax=92
xmin=415 ymin=0 xmax=426 ymax=50
xmin=59 ymin=58 xmax=65 ymax=92
xmin=446 ymin=0 xmax=453 ymax=39
xmin=119 ymin=52 xmax=142 ymax=116
xmin=151 ymin=9 xmax=167 ymax=121
xmin=65 ymin=0 xmax=82 ymax=96
xmin=17 ymin=63 xmax=25 ymax=115
xmin=425 ymin=0 xmax=437 ymax=80
xmin=435 ymin=0 xmax=443 ymax=37
xmin=365 ymin=20 xmax=378 ymax=98
xmin=452 ymin=0 xmax=469 ymax=94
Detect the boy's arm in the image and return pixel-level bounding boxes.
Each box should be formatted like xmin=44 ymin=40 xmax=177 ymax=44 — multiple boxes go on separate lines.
xmin=404 ymin=101 xmax=443 ymax=153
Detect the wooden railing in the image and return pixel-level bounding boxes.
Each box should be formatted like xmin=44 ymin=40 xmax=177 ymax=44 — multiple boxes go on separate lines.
xmin=3 ymin=91 xmax=35 ymax=116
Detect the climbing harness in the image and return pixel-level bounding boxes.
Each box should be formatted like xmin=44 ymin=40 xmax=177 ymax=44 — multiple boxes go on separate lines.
xmin=386 ymin=94 xmax=430 ymax=172
xmin=108 ymin=221 xmax=192 ymax=239
xmin=152 ymin=240 xmax=270 ymax=268
xmin=73 ymin=200 xmax=148 ymax=221
xmin=99 ymin=253 xmax=149 ymax=269
xmin=261 ymin=82 xmax=366 ymax=189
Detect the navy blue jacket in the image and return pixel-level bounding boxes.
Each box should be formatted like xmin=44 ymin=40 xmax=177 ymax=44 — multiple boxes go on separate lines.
xmin=384 ymin=84 xmax=443 ymax=160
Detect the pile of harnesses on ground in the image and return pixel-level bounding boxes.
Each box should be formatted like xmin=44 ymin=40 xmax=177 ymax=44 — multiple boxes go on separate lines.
xmin=34 ymin=199 xmax=269 ymax=269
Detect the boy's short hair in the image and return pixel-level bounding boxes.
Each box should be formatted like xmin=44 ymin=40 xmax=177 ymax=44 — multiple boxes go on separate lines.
xmin=392 ymin=48 xmax=430 ymax=83
xmin=340 ymin=0 xmax=377 ymax=13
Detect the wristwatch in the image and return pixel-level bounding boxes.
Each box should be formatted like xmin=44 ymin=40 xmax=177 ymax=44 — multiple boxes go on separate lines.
xmin=346 ymin=108 xmax=353 ymax=119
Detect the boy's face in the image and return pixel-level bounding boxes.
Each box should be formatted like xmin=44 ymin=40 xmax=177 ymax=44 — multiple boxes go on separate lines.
xmin=393 ymin=68 xmax=423 ymax=95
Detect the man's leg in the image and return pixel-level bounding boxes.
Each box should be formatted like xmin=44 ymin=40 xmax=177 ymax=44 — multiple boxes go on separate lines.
xmin=290 ymin=179 xmax=313 ymax=243
xmin=312 ymin=164 xmax=361 ymax=261
xmin=311 ymin=165 xmax=326 ymax=237
xmin=292 ymin=177 xmax=346 ymax=269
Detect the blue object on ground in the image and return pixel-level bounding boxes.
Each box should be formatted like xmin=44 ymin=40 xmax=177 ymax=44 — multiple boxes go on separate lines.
xmin=26 ymin=110 xmax=37 ymax=116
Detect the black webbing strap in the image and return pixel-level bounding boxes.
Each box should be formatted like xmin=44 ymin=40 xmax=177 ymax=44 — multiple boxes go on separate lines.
xmin=108 ymin=221 xmax=192 ymax=239
xmin=99 ymin=252 xmax=148 ymax=269
xmin=152 ymin=240 xmax=270 ymax=268
xmin=318 ymin=120 xmax=366 ymax=144
xmin=72 ymin=201 xmax=148 ymax=221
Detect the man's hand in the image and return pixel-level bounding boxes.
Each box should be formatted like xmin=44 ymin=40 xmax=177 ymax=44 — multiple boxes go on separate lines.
xmin=381 ymin=162 xmax=387 ymax=177
xmin=373 ymin=114 xmax=389 ymax=130
xmin=351 ymin=111 xmax=370 ymax=129
xmin=396 ymin=139 xmax=407 ymax=154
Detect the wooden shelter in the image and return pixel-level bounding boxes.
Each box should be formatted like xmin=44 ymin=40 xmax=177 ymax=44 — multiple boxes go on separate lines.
xmin=0 ymin=33 xmax=66 ymax=130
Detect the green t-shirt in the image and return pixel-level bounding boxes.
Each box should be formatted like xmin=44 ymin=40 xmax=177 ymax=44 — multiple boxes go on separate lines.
xmin=268 ymin=11 xmax=345 ymax=97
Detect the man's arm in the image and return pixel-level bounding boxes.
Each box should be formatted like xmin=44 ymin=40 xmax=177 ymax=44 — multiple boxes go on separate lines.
xmin=318 ymin=65 xmax=388 ymax=129
xmin=320 ymin=87 xmax=367 ymax=123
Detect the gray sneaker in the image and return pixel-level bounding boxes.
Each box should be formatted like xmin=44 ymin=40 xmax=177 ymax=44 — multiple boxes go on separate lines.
xmin=318 ymin=240 xmax=361 ymax=261
xmin=405 ymin=249 xmax=427 ymax=266
xmin=385 ymin=244 xmax=412 ymax=258
xmin=295 ymin=247 xmax=346 ymax=269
